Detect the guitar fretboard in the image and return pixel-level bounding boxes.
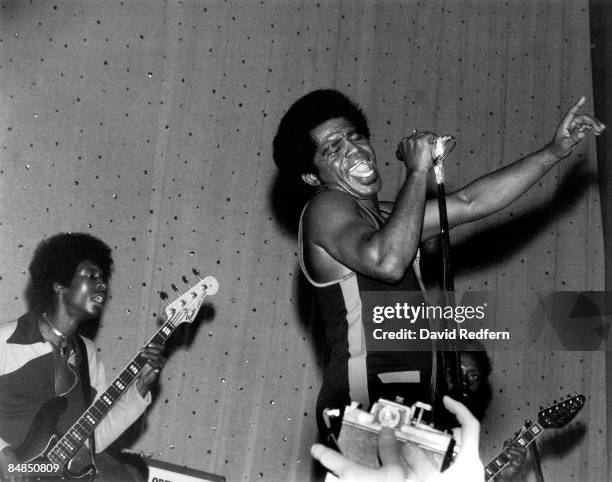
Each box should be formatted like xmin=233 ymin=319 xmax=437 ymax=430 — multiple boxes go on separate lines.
xmin=47 ymin=320 xmax=178 ymax=465
xmin=484 ymin=422 xmax=544 ymax=481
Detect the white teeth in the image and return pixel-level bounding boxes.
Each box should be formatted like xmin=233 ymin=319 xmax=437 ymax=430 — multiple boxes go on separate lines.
xmin=349 ymin=161 xmax=365 ymax=172
xmin=349 ymin=162 xmax=374 ymax=178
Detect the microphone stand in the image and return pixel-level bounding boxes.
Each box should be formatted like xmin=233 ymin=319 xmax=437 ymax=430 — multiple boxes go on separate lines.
xmin=396 ymin=134 xmax=465 ymax=427
xmin=431 ymin=137 xmax=467 ymax=425
xmin=433 ymin=156 xmax=454 ymax=295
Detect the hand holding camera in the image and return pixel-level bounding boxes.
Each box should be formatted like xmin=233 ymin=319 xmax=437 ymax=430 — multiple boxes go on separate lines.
xmin=311 ymin=396 xmax=484 ymax=482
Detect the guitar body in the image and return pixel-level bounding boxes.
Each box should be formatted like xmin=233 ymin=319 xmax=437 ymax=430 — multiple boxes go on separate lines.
xmin=13 ymin=397 xmax=95 ymax=481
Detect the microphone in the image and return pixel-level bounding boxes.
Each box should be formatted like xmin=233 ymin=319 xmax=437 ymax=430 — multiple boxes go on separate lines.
xmin=432 ymin=135 xmax=456 ymax=162
xmin=432 ymin=136 xmax=456 ymax=185
xmin=395 ymin=134 xmax=456 ymax=164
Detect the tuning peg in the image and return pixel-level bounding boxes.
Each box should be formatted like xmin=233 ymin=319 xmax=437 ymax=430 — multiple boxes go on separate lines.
xmin=182 ymin=275 xmax=192 ymax=288
xmin=553 ymin=399 xmax=557 ymax=404
xmin=161 ymin=291 xmax=176 ymax=316
xmin=192 ymin=268 xmax=201 ymax=280
xmin=171 ymin=284 xmax=180 ymax=295
xmin=539 ymin=406 xmax=543 ymax=411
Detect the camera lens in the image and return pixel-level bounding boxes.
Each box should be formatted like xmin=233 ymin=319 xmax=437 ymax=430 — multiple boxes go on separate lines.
xmin=378 ymin=406 xmax=401 ymax=428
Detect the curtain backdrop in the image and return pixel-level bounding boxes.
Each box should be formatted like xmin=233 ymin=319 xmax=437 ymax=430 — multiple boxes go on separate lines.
xmin=0 ymin=1 xmax=606 ymax=480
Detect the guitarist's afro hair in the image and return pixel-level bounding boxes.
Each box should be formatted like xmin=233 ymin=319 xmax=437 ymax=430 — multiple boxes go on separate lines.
xmin=26 ymin=232 xmax=113 ymax=315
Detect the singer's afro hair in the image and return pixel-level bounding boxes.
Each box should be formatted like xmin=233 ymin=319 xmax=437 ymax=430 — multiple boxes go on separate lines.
xmin=26 ymin=232 xmax=113 ymax=315
xmin=273 ymin=89 xmax=370 ymax=186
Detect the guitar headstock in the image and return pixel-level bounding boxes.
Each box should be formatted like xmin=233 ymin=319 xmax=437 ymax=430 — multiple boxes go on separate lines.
xmin=163 ymin=270 xmax=219 ymax=326
xmin=537 ymin=393 xmax=585 ymax=429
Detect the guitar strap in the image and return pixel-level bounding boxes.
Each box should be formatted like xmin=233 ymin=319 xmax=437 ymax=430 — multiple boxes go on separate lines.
xmin=75 ymin=337 xmax=97 ymax=462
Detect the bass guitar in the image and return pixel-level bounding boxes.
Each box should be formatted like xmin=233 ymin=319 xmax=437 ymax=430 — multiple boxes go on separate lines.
xmin=484 ymin=393 xmax=585 ymax=481
xmin=14 ymin=271 xmax=219 ymax=480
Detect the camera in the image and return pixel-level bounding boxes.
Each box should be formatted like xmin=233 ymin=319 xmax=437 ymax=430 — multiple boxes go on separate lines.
xmin=334 ymin=398 xmax=458 ymax=475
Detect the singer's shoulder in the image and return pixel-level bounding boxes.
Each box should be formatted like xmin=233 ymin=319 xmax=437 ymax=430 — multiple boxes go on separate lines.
xmin=303 ymin=190 xmax=365 ymax=228
xmin=307 ymin=189 xmax=363 ymax=214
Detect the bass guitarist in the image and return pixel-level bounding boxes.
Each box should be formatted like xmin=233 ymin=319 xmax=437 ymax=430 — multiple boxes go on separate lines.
xmin=0 ymin=233 xmax=165 ymax=481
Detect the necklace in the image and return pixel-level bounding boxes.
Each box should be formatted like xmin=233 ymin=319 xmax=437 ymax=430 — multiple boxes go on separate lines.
xmin=42 ymin=312 xmax=70 ymax=357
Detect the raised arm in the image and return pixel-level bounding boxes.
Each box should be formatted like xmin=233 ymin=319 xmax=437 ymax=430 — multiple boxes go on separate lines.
xmin=305 ymin=133 xmax=436 ymax=282
xmin=420 ymin=97 xmax=605 ymax=241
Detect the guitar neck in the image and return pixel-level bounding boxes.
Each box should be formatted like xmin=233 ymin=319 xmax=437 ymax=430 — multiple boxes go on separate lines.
xmin=46 ymin=319 xmax=177 ymax=466
xmin=484 ymin=422 xmax=545 ymax=481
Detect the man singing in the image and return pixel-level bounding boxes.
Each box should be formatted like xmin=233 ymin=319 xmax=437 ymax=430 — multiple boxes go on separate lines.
xmin=0 ymin=233 xmax=165 ymax=481
xmin=272 ymin=89 xmax=604 ymax=440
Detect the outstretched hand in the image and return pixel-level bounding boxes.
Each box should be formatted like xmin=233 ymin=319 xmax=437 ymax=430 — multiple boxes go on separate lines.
xmin=549 ymin=96 xmax=605 ymax=159
xmin=311 ymin=396 xmax=484 ymax=482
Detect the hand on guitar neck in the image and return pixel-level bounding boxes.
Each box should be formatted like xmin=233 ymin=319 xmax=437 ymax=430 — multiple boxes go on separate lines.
xmin=496 ymin=442 xmax=526 ymax=480
xmin=134 ymin=342 xmax=166 ymax=397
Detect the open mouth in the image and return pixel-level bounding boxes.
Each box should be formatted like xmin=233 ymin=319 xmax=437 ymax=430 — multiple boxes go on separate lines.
xmin=348 ymin=161 xmax=375 ymax=178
